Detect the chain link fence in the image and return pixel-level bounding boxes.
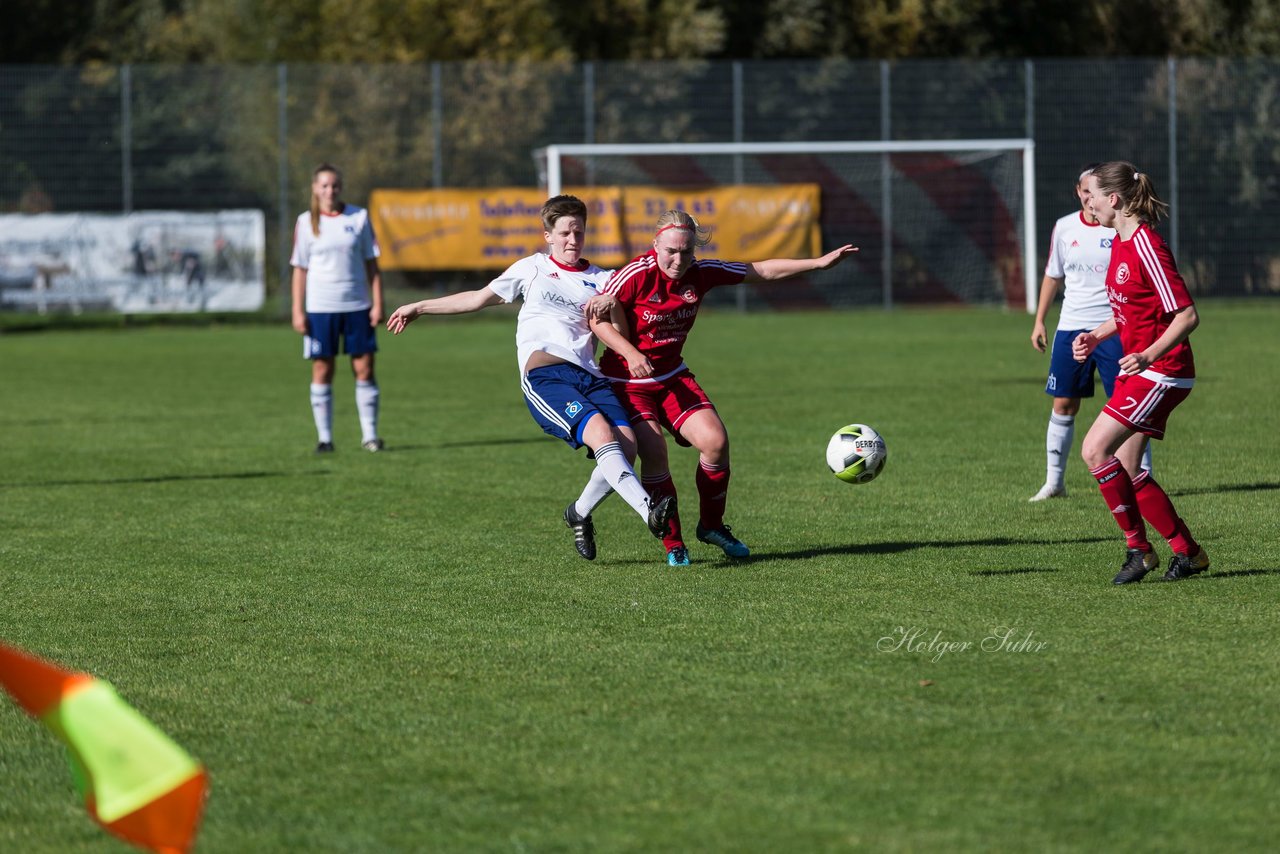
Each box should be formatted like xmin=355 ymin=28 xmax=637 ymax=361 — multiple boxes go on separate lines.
xmin=3 ymin=59 xmax=1279 ymax=310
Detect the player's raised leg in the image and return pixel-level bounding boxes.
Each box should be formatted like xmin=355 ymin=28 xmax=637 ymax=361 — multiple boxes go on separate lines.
xmin=580 ymin=414 xmax=674 ymax=537
xmin=566 ymin=467 xmax=612 ymax=561
xmin=523 ymin=365 xmax=673 ymax=559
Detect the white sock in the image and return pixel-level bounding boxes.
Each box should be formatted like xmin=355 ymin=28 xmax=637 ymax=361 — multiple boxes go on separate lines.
xmin=1140 ymin=441 xmax=1153 ymax=474
xmin=592 ymin=441 xmax=652 ymax=521
xmin=1046 ymin=412 xmax=1074 ymax=488
xmin=574 ymin=467 xmax=614 ymax=518
xmin=310 ymin=383 xmax=333 ymax=443
xmin=356 ymin=380 xmax=379 ymax=442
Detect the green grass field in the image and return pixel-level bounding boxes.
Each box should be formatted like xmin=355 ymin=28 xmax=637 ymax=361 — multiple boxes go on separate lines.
xmin=2 ymin=300 xmax=1277 ymax=852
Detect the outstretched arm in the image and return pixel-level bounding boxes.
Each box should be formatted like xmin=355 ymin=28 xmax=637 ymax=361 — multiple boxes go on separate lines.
xmin=743 ymin=244 xmax=858 ymax=283
xmin=386 ymin=286 xmax=504 ymax=334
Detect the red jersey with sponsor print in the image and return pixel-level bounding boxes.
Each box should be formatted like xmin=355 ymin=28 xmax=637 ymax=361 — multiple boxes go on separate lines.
xmin=1106 ymin=223 xmax=1195 ymax=379
xmin=599 ymin=250 xmax=748 ymax=379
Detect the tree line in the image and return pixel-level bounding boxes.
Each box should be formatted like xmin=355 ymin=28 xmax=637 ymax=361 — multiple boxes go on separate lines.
xmin=8 ymin=0 xmax=1280 ymax=65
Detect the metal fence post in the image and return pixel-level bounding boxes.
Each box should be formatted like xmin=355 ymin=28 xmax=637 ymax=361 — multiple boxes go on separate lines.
xmin=734 ymin=61 xmax=746 ymax=312
xmin=584 ymin=61 xmax=595 ymax=186
xmin=277 ymin=63 xmax=289 ymax=303
xmin=1025 ymin=58 xmax=1036 ymax=313
xmin=121 ymin=64 xmax=132 ymax=214
xmin=432 ymin=62 xmax=443 ymax=188
xmin=1024 ymin=59 xmax=1034 ymax=141
xmin=1168 ymin=56 xmax=1179 ymax=258
xmin=881 ymin=60 xmax=893 ymax=310
xmin=732 ymin=61 xmax=744 ymax=183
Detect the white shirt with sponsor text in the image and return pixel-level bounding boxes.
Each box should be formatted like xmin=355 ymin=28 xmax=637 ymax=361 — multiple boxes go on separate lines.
xmin=487 ymin=253 xmax=613 ymax=376
xmin=1044 ymin=210 xmax=1115 ymax=330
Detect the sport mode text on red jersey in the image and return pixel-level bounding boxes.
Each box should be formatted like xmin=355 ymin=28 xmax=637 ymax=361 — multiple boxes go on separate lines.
xmin=599 ymin=251 xmax=747 ymax=378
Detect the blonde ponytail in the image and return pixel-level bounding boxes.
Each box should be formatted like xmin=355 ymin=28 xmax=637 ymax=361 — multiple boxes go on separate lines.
xmin=1091 ymin=161 xmax=1169 ymax=225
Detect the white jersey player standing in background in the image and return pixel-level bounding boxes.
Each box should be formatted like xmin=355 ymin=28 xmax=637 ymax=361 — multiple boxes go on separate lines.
xmin=384 ymin=195 xmax=675 ymax=559
xmin=1028 ymin=164 xmax=1150 ymax=501
xmin=291 ymin=163 xmax=385 ymax=453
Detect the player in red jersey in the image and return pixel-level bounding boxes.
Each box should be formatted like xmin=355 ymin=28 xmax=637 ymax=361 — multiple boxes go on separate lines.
xmin=1071 ymin=161 xmax=1209 ymax=584
xmin=593 ymin=209 xmax=857 ymax=565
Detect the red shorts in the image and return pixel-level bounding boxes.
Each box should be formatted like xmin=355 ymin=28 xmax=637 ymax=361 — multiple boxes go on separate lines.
xmin=1103 ymin=372 xmax=1193 ymax=439
xmin=611 ymin=370 xmax=715 ymax=447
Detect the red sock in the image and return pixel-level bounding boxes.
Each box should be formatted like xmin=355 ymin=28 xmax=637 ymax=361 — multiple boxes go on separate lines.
xmin=1132 ymin=471 xmax=1200 ymax=555
xmin=1090 ymin=457 xmax=1150 ymax=550
xmin=642 ymin=472 xmax=682 ymax=551
xmin=695 ymin=460 xmax=730 ymax=531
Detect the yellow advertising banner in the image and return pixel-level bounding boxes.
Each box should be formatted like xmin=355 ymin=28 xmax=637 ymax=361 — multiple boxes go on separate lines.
xmin=618 ymin=185 xmax=821 ymax=264
xmin=369 ymin=184 xmax=820 ymax=271
xmin=368 ymin=187 xmax=623 ymax=271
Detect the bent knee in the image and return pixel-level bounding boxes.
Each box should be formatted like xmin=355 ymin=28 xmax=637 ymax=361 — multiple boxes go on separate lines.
xmin=635 ymin=422 xmax=670 ymax=463
xmin=1052 ymin=398 xmax=1081 ymax=417
xmin=1080 ymin=437 xmax=1110 ymax=469
xmin=695 ymin=432 xmax=729 ymax=464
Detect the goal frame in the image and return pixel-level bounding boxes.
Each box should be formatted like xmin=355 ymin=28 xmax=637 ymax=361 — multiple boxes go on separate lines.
xmin=536 ymin=139 xmax=1037 ymax=312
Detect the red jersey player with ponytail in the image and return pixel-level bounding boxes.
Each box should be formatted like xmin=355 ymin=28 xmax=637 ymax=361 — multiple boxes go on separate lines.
xmin=593 ymin=210 xmax=856 ymax=566
xmin=1072 ymin=161 xmax=1209 ymax=584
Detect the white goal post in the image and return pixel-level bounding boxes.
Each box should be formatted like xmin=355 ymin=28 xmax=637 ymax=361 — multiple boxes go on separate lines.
xmin=536 ymin=139 xmax=1037 ymax=312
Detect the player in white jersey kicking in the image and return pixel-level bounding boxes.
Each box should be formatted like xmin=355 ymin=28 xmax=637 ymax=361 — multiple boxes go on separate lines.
xmin=1029 ymin=164 xmax=1150 ymax=501
xmin=291 ymin=163 xmax=385 ymax=454
xmin=384 ymin=195 xmax=675 ymax=558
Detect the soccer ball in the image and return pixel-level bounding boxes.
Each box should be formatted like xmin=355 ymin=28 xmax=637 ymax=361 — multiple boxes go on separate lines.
xmin=825 ymin=424 xmax=887 ymax=484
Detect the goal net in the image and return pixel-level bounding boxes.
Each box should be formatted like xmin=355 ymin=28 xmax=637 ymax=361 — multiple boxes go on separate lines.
xmin=534 ymin=140 xmax=1036 ymax=311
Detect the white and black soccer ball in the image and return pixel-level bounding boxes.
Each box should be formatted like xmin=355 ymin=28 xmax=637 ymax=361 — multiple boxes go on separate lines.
xmin=825 ymin=423 xmax=888 ymax=484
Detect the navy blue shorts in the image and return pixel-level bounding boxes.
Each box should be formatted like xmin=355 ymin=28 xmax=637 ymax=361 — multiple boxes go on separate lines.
xmin=303 ymin=309 xmax=377 ymax=359
xmin=1046 ymin=327 xmax=1122 ymax=399
xmin=522 ymin=364 xmax=631 ymax=449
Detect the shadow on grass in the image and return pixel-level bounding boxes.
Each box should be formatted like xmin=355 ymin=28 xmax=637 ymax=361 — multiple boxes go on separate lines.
xmin=969 ymin=566 xmax=1059 ymax=576
xmin=593 ymin=535 xmax=1116 ymax=568
xmin=389 ymin=437 xmax=549 ymax=453
xmin=1 ymin=470 xmax=328 ymax=489
xmin=1170 ymin=481 xmax=1280 ymax=497
xmin=986 ymin=377 xmax=1046 ymax=386
xmin=755 ymin=535 xmax=1113 ymax=562
xmin=1196 ymin=568 xmax=1280 ymax=580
